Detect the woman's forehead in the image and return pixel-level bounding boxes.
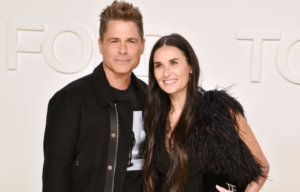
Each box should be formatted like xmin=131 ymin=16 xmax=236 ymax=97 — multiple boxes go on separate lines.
xmin=154 ymin=46 xmax=186 ymax=62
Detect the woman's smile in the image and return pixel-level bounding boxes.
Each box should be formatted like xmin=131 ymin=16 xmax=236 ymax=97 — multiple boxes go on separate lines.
xmin=163 ymin=79 xmax=177 ymax=85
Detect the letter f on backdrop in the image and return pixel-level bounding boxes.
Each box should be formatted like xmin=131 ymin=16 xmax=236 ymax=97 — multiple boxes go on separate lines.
xmin=7 ymin=21 xmax=44 ymax=70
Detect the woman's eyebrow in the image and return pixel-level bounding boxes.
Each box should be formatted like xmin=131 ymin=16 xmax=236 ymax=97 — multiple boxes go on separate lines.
xmin=169 ymin=58 xmax=179 ymax=62
xmin=154 ymin=58 xmax=179 ymax=65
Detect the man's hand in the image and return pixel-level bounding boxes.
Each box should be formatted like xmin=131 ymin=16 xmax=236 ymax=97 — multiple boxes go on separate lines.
xmin=216 ymin=185 xmax=232 ymax=192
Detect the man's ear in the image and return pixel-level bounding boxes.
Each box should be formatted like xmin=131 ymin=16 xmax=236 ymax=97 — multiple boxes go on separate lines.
xmin=98 ymin=38 xmax=103 ymax=55
xmin=140 ymin=38 xmax=145 ymax=55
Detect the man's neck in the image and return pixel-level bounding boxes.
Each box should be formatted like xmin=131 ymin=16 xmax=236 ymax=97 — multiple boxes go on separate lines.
xmin=103 ymin=65 xmax=131 ymax=90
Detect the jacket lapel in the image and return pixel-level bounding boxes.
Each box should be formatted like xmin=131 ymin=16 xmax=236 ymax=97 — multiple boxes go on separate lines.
xmin=131 ymin=73 xmax=147 ymax=111
xmin=92 ymin=62 xmax=116 ymax=107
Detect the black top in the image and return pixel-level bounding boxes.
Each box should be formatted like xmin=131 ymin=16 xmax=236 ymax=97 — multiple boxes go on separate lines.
xmin=111 ymin=81 xmax=142 ymax=111
xmin=153 ymin=128 xmax=208 ymax=192
xmin=111 ymin=82 xmax=145 ymax=192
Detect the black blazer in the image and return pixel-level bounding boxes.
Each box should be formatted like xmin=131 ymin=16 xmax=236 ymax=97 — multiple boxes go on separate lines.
xmin=43 ymin=63 xmax=147 ymax=192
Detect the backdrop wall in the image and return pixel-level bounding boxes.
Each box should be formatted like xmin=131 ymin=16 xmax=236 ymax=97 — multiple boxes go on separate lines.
xmin=1 ymin=0 xmax=299 ymax=191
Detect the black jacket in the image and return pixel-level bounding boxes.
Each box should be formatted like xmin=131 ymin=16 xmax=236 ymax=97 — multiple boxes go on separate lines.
xmin=43 ymin=63 xmax=147 ymax=192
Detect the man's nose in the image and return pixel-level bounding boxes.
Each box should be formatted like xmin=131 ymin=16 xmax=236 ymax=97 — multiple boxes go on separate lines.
xmin=118 ymin=43 xmax=128 ymax=54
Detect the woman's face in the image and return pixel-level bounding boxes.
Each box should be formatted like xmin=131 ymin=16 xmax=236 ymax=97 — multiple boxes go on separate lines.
xmin=153 ymin=45 xmax=192 ymax=96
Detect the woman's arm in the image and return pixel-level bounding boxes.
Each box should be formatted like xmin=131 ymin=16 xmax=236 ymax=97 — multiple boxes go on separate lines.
xmin=216 ymin=113 xmax=269 ymax=192
xmin=237 ymin=113 xmax=270 ymax=192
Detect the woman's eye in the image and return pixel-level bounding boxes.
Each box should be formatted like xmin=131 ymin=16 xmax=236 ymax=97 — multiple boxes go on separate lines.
xmin=155 ymin=64 xmax=162 ymax=68
xmin=171 ymin=61 xmax=177 ymax=65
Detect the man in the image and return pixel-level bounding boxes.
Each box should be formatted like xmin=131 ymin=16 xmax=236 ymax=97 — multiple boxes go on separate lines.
xmin=42 ymin=1 xmax=146 ymax=192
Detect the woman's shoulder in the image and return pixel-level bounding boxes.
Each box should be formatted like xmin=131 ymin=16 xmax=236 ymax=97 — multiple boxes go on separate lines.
xmin=196 ymin=86 xmax=245 ymax=117
xmin=197 ymin=86 xmax=239 ymax=101
xmin=192 ymin=87 xmax=263 ymax=186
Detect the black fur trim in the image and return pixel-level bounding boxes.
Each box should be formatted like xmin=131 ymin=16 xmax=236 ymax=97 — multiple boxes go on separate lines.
xmin=187 ymin=87 xmax=265 ymax=186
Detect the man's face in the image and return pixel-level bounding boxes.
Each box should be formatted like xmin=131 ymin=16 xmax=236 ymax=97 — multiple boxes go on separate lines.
xmin=99 ymin=20 xmax=145 ymax=77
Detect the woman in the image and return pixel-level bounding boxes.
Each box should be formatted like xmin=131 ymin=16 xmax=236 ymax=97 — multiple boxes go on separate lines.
xmin=142 ymin=34 xmax=269 ymax=192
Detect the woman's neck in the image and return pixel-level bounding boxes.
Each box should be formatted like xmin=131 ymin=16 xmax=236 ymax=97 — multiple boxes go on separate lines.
xmin=165 ymin=90 xmax=187 ymax=149
xmin=169 ymin=90 xmax=187 ymax=116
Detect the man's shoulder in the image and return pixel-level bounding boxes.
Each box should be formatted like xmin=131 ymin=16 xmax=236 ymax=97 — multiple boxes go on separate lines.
xmin=61 ymin=73 xmax=94 ymax=94
xmin=48 ymin=73 xmax=98 ymax=106
xmin=49 ymin=73 xmax=95 ymax=103
xmin=132 ymin=75 xmax=148 ymax=93
xmin=136 ymin=78 xmax=147 ymax=89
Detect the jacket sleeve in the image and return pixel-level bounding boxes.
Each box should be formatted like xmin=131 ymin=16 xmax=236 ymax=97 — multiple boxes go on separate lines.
xmin=43 ymin=90 xmax=80 ymax=192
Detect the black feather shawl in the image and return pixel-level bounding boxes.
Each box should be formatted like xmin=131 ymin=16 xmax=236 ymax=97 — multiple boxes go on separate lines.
xmin=187 ymin=87 xmax=265 ymax=187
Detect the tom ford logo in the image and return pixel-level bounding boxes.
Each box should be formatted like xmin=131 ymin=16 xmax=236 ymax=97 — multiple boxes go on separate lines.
xmin=226 ymin=183 xmax=237 ymax=192
xmin=6 ymin=21 xmax=172 ymax=75
xmin=237 ymin=30 xmax=300 ymax=84
xmin=6 ymin=21 xmax=300 ymax=85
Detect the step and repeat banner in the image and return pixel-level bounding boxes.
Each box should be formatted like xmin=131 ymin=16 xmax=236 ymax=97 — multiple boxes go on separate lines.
xmin=1 ymin=0 xmax=299 ymax=191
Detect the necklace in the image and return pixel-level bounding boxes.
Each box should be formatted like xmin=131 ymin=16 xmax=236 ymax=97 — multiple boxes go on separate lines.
xmin=165 ymin=105 xmax=175 ymax=152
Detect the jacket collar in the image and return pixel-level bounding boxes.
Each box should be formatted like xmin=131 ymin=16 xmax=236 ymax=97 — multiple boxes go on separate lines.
xmin=93 ymin=62 xmax=147 ymax=108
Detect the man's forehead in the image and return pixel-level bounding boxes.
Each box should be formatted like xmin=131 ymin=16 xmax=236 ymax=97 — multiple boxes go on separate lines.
xmin=104 ymin=20 xmax=141 ymax=39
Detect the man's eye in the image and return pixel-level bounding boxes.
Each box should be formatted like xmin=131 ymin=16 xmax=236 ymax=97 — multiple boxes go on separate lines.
xmin=129 ymin=40 xmax=135 ymax=43
xmin=111 ymin=40 xmax=117 ymax=43
xmin=171 ymin=61 xmax=177 ymax=65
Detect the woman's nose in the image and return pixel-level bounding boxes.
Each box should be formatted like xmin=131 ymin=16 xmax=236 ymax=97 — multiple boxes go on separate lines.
xmin=163 ymin=66 xmax=171 ymax=77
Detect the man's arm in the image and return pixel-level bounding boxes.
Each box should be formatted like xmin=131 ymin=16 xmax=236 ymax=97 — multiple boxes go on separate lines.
xmin=43 ymin=90 xmax=80 ymax=192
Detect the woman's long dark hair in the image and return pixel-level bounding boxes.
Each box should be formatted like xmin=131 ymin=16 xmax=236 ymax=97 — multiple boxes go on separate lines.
xmin=143 ymin=34 xmax=200 ymax=192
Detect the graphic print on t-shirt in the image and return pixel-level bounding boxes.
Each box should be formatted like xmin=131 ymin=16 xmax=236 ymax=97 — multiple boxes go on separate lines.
xmin=127 ymin=111 xmax=146 ymax=171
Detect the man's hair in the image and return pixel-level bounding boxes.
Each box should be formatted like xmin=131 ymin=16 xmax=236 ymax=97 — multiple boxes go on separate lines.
xmin=99 ymin=0 xmax=144 ymax=41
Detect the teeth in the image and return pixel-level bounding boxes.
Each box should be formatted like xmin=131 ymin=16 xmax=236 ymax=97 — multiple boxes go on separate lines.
xmin=164 ymin=80 xmax=176 ymax=83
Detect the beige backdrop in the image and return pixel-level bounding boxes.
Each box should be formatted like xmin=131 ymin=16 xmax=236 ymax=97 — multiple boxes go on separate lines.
xmin=1 ymin=0 xmax=300 ymax=191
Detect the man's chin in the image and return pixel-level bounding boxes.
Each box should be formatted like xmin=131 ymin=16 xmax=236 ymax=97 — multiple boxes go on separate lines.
xmin=104 ymin=65 xmax=132 ymax=76
xmin=112 ymin=68 xmax=133 ymax=76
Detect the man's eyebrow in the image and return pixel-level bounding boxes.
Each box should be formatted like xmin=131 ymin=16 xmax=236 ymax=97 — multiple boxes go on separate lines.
xmin=128 ymin=38 xmax=138 ymax=41
xmin=108 ymin=37 xmax=119 ymax=41
xmin=107 ymin=37 xmax=139 ymax=41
